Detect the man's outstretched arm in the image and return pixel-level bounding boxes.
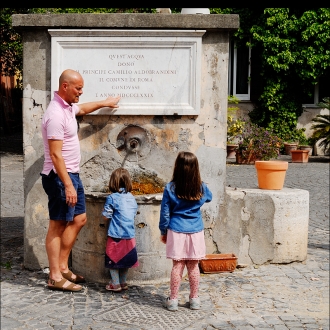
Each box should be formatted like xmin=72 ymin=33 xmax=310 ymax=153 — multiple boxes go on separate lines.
xmin=76 ymin=95 xmax=121 ymax=116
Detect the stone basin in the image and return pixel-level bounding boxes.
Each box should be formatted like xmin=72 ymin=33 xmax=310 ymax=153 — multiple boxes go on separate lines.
xmin=72 ymin=192 xmax=173 ymax=285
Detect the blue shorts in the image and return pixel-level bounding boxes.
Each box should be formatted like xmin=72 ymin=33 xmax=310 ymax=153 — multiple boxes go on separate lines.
xmin=41 ymin=170 xmax=86 ymax=221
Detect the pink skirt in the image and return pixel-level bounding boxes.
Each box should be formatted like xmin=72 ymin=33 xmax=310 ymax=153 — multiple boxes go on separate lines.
xmin=166 ymin=229 xmax=206 ymax=261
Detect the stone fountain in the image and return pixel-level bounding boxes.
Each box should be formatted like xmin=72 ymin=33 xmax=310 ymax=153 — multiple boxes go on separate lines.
xmin=12 ymin=12 xmax=309 ymax=284
xmin=13 ymin=13 xmax=238 ymax=283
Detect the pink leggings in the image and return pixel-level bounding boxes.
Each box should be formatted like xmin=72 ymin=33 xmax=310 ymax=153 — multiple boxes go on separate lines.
xmin=170 ymin=259 xmax=200 ymax=300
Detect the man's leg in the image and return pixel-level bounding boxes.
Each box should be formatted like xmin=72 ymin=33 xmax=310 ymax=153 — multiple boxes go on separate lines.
xmin=46 ymin=219 xmax=82 ymax=291
xmin=59 ymin=212 xmax=87 ymax=276
xmin=46 ymin=219 xmax=68 ymax=282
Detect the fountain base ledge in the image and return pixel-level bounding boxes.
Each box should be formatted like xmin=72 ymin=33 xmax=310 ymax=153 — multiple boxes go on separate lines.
xmin=72 ymin=187 xmax=309 ymax=284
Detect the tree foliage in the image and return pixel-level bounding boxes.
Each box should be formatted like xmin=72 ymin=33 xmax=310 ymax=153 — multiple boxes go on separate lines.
xmin=1 ymin=8 xmax=182 ymax=78
xmin=0 ymin=8 xmax=160 ymax=78
xmin=2 ymin=8 xmax=329 ymax=141
xmin=0 ymin=8 xmax=29 ymax=77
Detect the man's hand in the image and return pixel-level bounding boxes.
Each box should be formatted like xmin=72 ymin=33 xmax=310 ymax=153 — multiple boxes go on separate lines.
xmin=104 ymin=96 xmax=121 ymax=108
xmin=77 ymin=95 xmax=121 ymax=116
xmin=160 ymin=234 xmax=167 ymax=244
xmin=65 ymin=184 xmax=77 ymax=207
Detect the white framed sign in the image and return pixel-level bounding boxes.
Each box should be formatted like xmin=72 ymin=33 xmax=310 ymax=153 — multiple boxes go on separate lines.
xmin=49 ymin=29 xmax=205 ymax=115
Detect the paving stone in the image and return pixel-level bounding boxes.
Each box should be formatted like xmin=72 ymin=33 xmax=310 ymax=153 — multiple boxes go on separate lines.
xmin=273 ymin=326 xmax=289 ymax=330
xmin=279 ymin=315 xmax=300 ymax=321
xmin=320 ymin=326 xmax=330 ymax=330
xmin=209 ymin=320 xmax=233 ymax=328
xmin=263 ymin=318 xmax=286 ymax=326
xmin=283 ymin=322 xmax=305 ymax=327
xmin=303 ymin=324 xmax=323 ymax=329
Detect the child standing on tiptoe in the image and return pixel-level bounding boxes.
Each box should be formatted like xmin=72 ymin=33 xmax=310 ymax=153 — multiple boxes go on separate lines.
xmin=102 ymin=168 xmax=139 ymax=292
xmin=159 ymin=151 xmax=212 ymax=311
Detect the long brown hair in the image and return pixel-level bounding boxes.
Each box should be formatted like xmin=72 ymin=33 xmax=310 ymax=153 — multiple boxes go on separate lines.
xmin=108 ymin=168 xmax=132 ymax=193
xmin=171 ymin=151 xmax=203 ymax=200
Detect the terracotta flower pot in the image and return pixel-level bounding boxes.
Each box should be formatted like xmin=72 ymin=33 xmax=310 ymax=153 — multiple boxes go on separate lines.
xmin=235 ymin=152 xmax=257 ymax=165
xmin=291 ymin=149 xmax=309 ymax=163
xmin=227 ymin=144 xmax=238 ymax=158
xmin=284 ymin=143 xmax=298 ymax=155
xmin=199 ymin=254 xmax=237 ymax=273
xmin=255 ymin=161 xmax=288 ymax=190
xmin=298 ymin=146 xmax=312 ymax=156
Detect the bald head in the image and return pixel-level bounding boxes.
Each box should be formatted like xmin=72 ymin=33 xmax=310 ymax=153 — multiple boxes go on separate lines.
xmin=59 ymin=69 xmax=83 ymax=86
xmin=58 ymin=69 xmax=84 ymax=104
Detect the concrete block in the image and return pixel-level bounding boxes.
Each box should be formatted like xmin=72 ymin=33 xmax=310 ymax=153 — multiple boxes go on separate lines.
xmin=221 ymin=187 xmax=309 ymax=265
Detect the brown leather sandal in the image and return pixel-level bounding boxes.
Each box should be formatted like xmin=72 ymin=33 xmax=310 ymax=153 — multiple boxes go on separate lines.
xmin=48 ymin=278 xmax=82 ymax=292
xmin=61 ymin=270 xmax=86 ymax=284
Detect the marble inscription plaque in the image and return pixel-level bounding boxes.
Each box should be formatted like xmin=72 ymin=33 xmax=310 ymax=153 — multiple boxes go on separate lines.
xmin=49 ymin=29 xmax=205 ymax=115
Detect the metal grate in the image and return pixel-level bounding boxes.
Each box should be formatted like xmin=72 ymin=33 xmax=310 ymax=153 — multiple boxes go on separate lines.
xmin=92 ymin=301 xmax=209 ymax=329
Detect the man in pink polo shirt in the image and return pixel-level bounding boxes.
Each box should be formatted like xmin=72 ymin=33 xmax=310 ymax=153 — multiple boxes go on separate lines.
xmin=41 ymin=69 xmax=120 ymax=292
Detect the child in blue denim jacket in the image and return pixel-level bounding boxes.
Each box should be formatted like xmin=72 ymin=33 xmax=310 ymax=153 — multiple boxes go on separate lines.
xmin=102 ymin=168 xmax=139 ymax=292
xmin=159 ymin=151 xmax=212 ymax=311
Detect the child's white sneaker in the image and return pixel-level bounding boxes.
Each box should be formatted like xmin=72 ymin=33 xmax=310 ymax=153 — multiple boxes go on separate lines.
xmin=163 ymin=297 xmax=178 ymax=311
xmin=189 ymin=297 xmax=201 ymax=310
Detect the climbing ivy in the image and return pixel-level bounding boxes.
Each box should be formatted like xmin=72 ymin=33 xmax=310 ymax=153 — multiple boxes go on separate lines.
xmin=211 ymin=8 xmax=330 ymax=140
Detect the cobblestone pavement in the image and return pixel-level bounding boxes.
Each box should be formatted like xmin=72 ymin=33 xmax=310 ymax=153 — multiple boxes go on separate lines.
xmin=1 ymin=152 xmax=329 ymax=330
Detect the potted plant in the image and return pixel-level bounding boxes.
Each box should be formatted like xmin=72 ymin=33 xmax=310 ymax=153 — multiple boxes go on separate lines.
xmin=227 ymin=95 xmax=245 ymax=158
xmin=283 ymin=140 xmax=298 ymax=155
xmin=298 ymin=134 xmax=313 ymax=156
xmin=291 ymin=149 xmax=310 ymax=163
xmin=283 ymin=128 xmax=311 ymax=155
xmin=291 ymin=135 xmax=312 ymax=162
xmin=227 ymin=116 xmax=245 ymax=158
xmin=235 ymin=122 xmax=283 ymax=164
xmin=310 ymin=97 xmax=330 ymax=156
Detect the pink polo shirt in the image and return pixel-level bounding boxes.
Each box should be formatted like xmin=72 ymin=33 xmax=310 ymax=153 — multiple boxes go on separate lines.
xmin=41 ymin=92 xmax=81 ymax=175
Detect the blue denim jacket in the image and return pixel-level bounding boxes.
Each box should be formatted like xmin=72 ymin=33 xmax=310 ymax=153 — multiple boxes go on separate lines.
xmin=102 ymin=189 xmax=138 ymax=239
xmin=159 ymin=182 xmax=212 ymax=235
